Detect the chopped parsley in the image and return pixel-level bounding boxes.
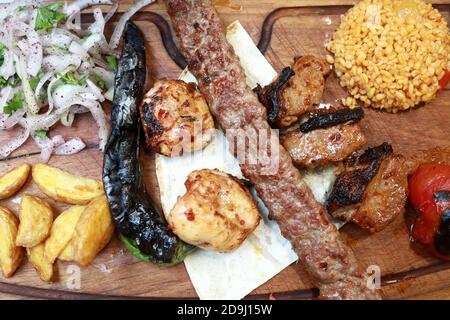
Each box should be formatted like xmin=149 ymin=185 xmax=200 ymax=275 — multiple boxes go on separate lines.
xmin=0 ymin=43 xmax=5 ymax=67
xmin=60 ymin=71 xmax=79 ymax=85
xmin=30 ymin=69 xmax=45 ymax=91
xmin=3 ymin=92 xmax=23 ymax=115
xmin=106 ymin=55 xmax=117 ymax=71
xmin=33 ymin=130 xmax=47 ymax=138
xmin=90 ymin=73 xmax=106 ymax=90
xmin=0 ymin=75 xmax=21 ymax=88
xmin=52 ymin=45 xmax=69 ymax=52
xmin=35 ymin=3 xmax=66 ymax=31
xmin=9 ymin=74 xmax=21 ymax=87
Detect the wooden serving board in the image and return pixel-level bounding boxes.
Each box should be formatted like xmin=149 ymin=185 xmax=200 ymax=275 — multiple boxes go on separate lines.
xmin=1 ymin=0 xmax=450 ymax=300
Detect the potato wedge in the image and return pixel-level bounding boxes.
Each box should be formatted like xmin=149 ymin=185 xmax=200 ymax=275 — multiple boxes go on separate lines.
xmin=0 ymin=164 xmax=31 ymax=200
xmin=72 ymin=195 xmax=114 ymax=266
xmin=58 ymin=243 xmax=74 ymax=262
xmin=0 ymin=206 xmax=23 ymax=277
xmin=32 ymin=164 xmax=104 ymax=205
xmin=16 ymin=195 xmax=54 ymax=248
xmin=44 ymin=205 xmax=85 ymax=263
xmin=27 ymin=243 xmax=53 ymax=282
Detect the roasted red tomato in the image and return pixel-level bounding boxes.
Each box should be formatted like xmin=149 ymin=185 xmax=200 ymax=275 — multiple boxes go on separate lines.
xmin=408 ymin=163 xmax=450 ymax=260
xmin=439 ymin=69 xmax=450 ymax=90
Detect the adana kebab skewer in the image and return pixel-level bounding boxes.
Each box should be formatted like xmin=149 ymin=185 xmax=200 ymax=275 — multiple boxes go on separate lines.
xmin=165 ymin=0 xmax=381 ymax=299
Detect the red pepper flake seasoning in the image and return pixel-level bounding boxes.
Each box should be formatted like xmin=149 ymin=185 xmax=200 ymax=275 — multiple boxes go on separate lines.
xmin=158 ymin=109 xmax=169 ymax=119
xmin=185 ymin=210 xmax=195 ymax=221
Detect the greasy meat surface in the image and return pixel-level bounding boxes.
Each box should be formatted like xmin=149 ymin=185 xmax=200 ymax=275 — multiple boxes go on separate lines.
xmin=166 ymin=0 xmax=380 ymax=299
xmin=255 ymin=55 xmax=331 ymax=127
xmin=281 ymin=123 xmax=367 ymax=168
xmin=167 ymin=169 xmax=260 ymax=252
xmin=352 ymin=154 xmax=409 ymax=233
xmin=328 ymin=143 xmax=408 ymax=233
xmin=140 ymin=79 xmax=215 ymax=157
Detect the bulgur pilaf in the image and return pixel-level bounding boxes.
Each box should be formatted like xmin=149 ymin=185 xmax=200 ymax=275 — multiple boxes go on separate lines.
xmin=327 ymin=0 xmax=450 ymax=112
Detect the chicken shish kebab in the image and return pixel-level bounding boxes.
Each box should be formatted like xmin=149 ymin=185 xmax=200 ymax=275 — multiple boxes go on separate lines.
xmin=165 ymin=0 xmax=380 ymax=300
xmin=254 ymin=55 xmax=331 ymax=128
xmin=140 ymin=79 xmax=215 ymax=157
xmin=281 ymin=107 xmax=367 ymax=168
xmin=167 ymin=169 xmax=260 ymax=252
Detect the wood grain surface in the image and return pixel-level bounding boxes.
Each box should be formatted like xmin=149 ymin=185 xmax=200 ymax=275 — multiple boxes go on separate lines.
xmin=0 ymin=0 xmax=449 ymax=300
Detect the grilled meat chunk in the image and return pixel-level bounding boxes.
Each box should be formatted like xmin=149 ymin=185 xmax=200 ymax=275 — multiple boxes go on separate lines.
xmin=166 ymin=0 xmax=380 ymax=300
xmin=255 ymin=55 xmax=331 ymax=127
xmin=167 ymin=169 xmax=260 ymax=252
xmin=281 ymin=122 xmax=367 ymax=168
xmin=328 ymin=143 xmax=409 ymax=233
xmin=140 ymin=79 xmax=215 ymax=157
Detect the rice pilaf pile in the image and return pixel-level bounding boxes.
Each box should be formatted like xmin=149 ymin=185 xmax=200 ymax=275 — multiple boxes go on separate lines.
xmin=327 ymin=0 xmax=450 ymax=112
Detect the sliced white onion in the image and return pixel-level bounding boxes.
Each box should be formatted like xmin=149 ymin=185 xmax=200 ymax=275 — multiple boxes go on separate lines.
xmin=33 ymin=135 xmax=54 ymax=163
xmin=16 ymin=54 xmax=39 ymax=114
xmin=54 ymin=137 xmax=86 ymax=155
xmin=51 ymin=134 xmax=65 ymax=146
xmin=0 ymin=49 xmax=16 ymax=79
xmin=41 ymin=33 xmax=73 ymax=49
xmin=109 ymin=0 xmax=155 ymax=49
xmin=0 ymin=108 xmax=26 ymax=130
xmin=64 ymin=0 xmax=113 ymax=17
xmin=86 ymin=79 xmax=104 ymax=102
xmin=0 ymin=126 xmax=30 ymax=158
xmin=92 ymin=66 xmax=114 ymax=87
xmin=12 ymin=21 xmax=42 ymax=77
xmin=43 ymin=53 xmax=81 ymax=73
xmin=34 ymin=71 xmax=54 ymax=97
xmin=83 ymin=100 xmax=109 ymax=150
xmin=24 ymin=113 xmax=59 ymax=133
xmin=0 ymin=86 xmax=13 ymax=108
xmin=104 ymin=2 xmax=118 ymax=23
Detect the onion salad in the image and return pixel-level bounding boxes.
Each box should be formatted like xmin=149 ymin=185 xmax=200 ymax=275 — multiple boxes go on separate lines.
xmin=0 ymin=0 xmax=154 ymax=162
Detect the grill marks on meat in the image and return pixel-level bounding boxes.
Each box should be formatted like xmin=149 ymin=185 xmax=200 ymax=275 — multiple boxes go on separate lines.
xmin=328 ymin=143 xmax=409 ymax=233
xmin=299 ymin=107 xmax=365 ymax=133
xmin=281 ymin=107 xmax=367 ymax=168
xmin=254 ymin=67 xmax=295 ymax=125
xmin=255 ymin=55 xmax=331 ymax=128
xmin=166 ymin=0 xmax=380 ymax=300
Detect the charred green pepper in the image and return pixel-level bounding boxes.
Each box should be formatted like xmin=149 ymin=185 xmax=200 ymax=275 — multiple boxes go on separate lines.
xmin=102 ymin=22 xmax=193 ymax=265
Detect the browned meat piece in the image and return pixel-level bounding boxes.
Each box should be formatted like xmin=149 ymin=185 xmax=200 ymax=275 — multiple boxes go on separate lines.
xmin=255 ymin=55 xmax=331 ymax=127
xmin=139 ymin=79 xmax=215 ymax=157
xmin=328 ymin=143 xmax=409 ymax=233
xmin=166 ymin=0 xmax=380 ymax=300
xmin=281 ymin=123 xmax=367 ymax=168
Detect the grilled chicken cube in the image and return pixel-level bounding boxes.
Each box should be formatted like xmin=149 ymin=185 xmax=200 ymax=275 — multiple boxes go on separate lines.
xmin=255 ymin=55 xmax=331 ymax=127
xmin=167 ymin=169 xmax=260 ymax=252
xmin=139 ymin=79 xmax=215 ymax=157
xmin=328 ymin=143 xmax=409 ymax=233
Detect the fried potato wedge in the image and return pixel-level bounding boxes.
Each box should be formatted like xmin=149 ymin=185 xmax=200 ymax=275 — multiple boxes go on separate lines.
xmin=16 ymin=195 xmax=54 ymax=248
xmin=0 ymin=164 xmax=30 ymax=200
xmin=58 ymin=243 xmax=74 ymax=262
xmin=0 ymin=206 xmax=23 ymax=277
xmin=32 ymin=164 xmax=104 ymax=205
xmin=44 ymin=205 xmax=85 ymax=263
xmin=27 ymin=243 xmax=53 ymax=282
xmin=72 ymin=195 xmax=114 ymax=266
